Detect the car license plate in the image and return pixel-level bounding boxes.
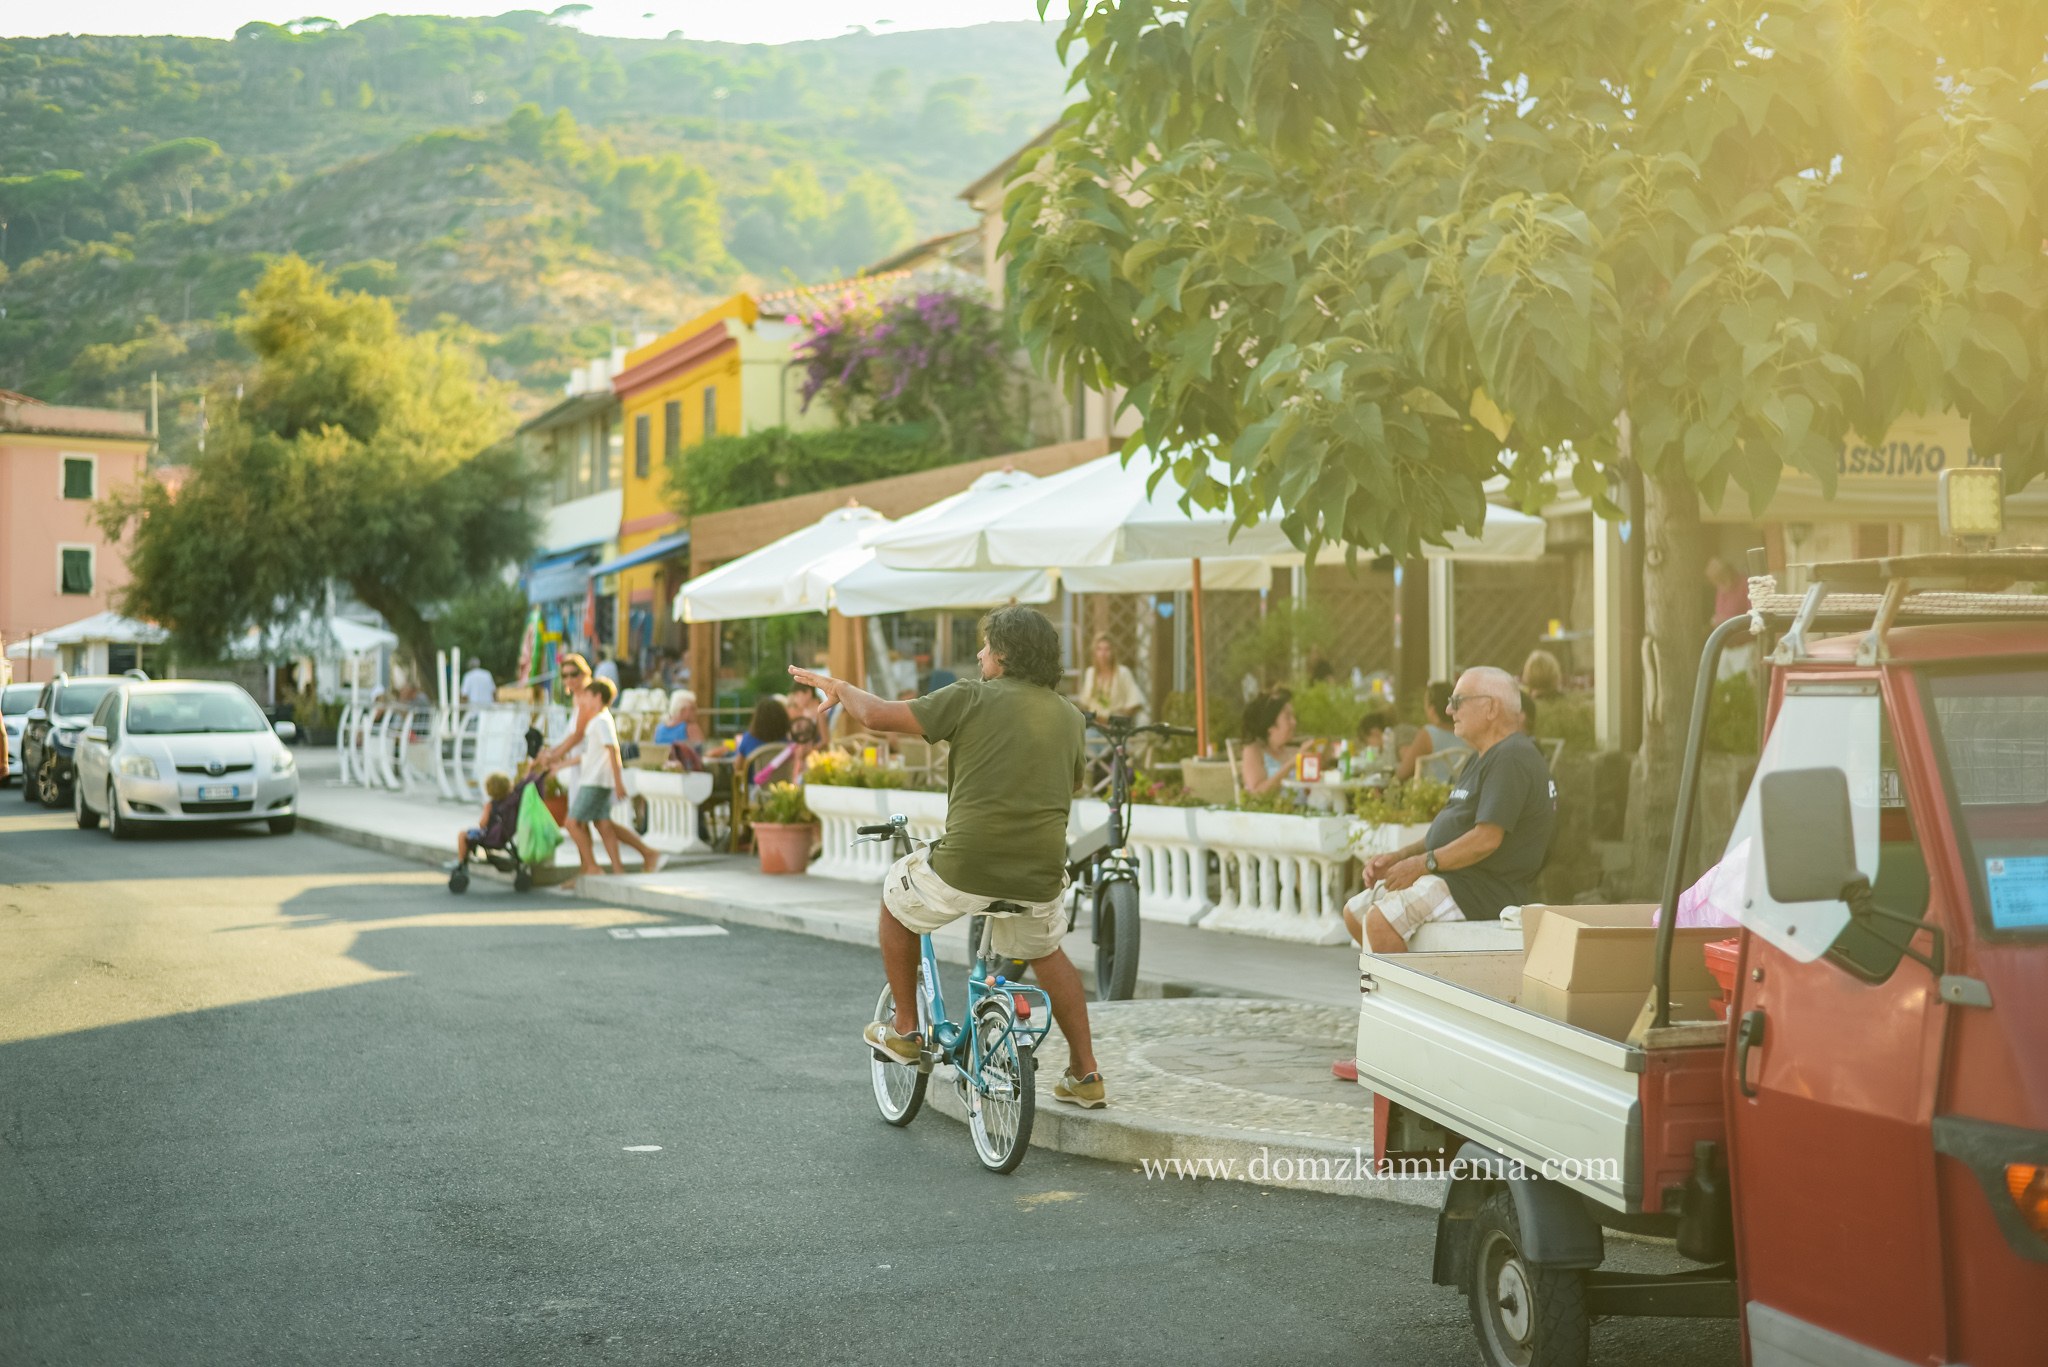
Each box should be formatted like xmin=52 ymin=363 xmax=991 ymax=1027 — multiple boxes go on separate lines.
xmin=198 ymin=784 xmax=238 ymax=801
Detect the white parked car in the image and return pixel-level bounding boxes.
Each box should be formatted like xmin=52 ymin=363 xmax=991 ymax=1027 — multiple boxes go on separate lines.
xmin=2 ymin=682 xmax=40 ymax=786
xmin=72 ymin=681 xmax=300 ymax=839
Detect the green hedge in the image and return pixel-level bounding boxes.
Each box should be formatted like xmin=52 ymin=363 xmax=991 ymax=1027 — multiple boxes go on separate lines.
xmin=671 ymin=423 xmax=954 ymax=515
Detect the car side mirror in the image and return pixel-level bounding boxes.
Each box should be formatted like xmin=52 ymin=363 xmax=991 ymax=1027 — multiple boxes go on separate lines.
xmin=25 ymin=708 xmax=47 ymax=723
xmin=1759 ymin=767 xmax=1861 ymax=904
xmin=273 ymin=719 xmax=299 ymax=742
xmin=84 ymin=725 xmax=109 ymax=745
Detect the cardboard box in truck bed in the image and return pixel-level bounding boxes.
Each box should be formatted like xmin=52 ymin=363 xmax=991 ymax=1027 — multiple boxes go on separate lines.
xmin=1518 ymin=905 xmax=1721 ymax=1042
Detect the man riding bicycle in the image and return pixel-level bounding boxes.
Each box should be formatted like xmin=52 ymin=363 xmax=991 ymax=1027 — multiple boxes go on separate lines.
xmin=788 ymin=605 xmax=1107 ymax=1109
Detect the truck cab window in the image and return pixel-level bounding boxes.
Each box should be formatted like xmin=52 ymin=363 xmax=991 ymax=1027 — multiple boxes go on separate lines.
xmin=1828 ymin=717 xmax=1928 ymax=983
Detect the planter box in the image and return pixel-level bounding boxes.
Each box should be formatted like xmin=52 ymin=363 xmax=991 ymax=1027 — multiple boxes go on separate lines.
xmin=805 ymin=785 xmax=947 ymax=882
xmin=1349 ymin=820 xmax=1432 ymax=859
xmin=1196 ymin=808 xmax=1360 ymax=945
xmin=1070 ymin=798 xmax=1214 ymax=926
xmin=624 ymin=768 xmax=714 ymax=855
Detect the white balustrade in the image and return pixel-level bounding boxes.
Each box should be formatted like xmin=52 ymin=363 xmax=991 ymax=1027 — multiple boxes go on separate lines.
xmin=805 ymin=786 xmax=947 ymax=882
xmin=626 ymin=768 xmax=715 ymax=855
xmin=1195 ymin=808 xmax=1359 ymax=945
xmin=1070 ymin=798 xmax=1214 ymax=925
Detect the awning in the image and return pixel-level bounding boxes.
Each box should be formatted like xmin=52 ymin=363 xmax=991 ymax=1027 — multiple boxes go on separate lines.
xmin=526 ymin=551 xmax=595 ymax=605
xmin=538 ymin=488 xmax=624 ymax=556
xmin=589 ymin=530 xmax=690 ymax=580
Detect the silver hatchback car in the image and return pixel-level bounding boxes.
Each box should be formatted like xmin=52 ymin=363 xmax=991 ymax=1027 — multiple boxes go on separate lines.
xmin=73 ymin=681 xmax=300 ymax=838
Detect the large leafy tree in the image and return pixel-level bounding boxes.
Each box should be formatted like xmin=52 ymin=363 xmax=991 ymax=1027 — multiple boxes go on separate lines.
xmin=1008 ymin=0 xmax=2048 ymax=889
xmin=102 ymin=257 xmax=537 ymax=693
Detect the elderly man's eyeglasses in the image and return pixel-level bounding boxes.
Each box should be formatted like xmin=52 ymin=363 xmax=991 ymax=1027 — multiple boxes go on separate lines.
xmin=1446 ymin=693 xmax=1496 ymax=713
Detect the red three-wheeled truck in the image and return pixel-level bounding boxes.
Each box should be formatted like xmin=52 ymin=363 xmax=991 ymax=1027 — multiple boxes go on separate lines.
xmin=1354 ymin=546 xmax=2048 ymax=1367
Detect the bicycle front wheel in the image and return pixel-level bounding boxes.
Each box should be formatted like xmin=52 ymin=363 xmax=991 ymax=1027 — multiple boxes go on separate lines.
xmin=869 ymin=983 xmax=927 ymax=1127
xmin=967 ymin=999 xmax=1035 ymax=1174
xmin=1094 ymin=877 xmax=1141 ymax=1001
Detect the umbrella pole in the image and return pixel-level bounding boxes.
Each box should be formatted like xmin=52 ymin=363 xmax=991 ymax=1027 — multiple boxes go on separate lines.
xmin=1191 ymin=558 xmax=1209 ymax=756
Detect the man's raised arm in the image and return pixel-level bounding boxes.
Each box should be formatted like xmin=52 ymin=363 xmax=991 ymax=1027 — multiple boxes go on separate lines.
xmin=788 ymin=666 xmax=923 ymax=737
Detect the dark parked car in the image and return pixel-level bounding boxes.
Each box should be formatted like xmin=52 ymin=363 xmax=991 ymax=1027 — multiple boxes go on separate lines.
xmin=18 ymin=675 xmax=123 ymax=807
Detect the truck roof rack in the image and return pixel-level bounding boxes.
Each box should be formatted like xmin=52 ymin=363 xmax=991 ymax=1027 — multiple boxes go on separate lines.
xmin=1754 ymin=550 xmax=2048 ymax=665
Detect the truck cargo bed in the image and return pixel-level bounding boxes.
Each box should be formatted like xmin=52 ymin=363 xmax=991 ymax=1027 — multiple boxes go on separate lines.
xmin=1355 ymin=950 xmax=1725 ymax=1214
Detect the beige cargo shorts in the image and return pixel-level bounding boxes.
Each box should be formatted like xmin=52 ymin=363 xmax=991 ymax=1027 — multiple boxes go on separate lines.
xmin=882 ymin=844 xmax=1069 ymax=961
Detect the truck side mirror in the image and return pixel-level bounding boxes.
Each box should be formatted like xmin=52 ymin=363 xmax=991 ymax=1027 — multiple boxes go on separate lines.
xmin=1759 ymin=767 xmax=1860 ymax=904
xmin=25 ymin=708 xmax=47 ymax=724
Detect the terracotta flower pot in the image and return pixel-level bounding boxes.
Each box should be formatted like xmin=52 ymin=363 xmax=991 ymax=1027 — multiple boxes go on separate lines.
xmin=754 ymin=822 xmax=817 ymax=875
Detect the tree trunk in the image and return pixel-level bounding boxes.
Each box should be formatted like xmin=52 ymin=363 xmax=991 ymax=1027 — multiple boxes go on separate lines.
xmin=353 ymin=581 xmax=439 ymax=702
xmin=1618 ymin=458 xmax=1712 ymax=899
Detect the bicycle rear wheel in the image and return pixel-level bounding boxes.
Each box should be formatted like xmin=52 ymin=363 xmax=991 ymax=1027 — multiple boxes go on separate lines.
xmin=869 ymin=983 xmax=927 ymax=1127
xmin=1094 ymin=877 xmax=1141 ymax=1001
xmin=966 ymin=999 xmax=1035 ymax=1173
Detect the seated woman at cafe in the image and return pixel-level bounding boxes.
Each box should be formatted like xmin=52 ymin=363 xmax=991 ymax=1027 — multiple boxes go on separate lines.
xmin=736 ymin=695 xmax=790 ymax=759
xmin=1237 ymin=689 xmax=1300 ymax=797
xmin=1077 ymin=633 xmax=1145 ymax=723
xmin=653 ymin=689 xmax=706 ymax=771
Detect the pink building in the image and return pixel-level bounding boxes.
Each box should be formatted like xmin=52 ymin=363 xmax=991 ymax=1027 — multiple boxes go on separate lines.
xmin=0 ymin=391 xmax=152 ymax=682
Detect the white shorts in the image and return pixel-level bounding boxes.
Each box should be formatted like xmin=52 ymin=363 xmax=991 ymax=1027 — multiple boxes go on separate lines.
xmin=882 ymin=845 xmax=1069 ymax=961
xmin=1350 ymin=874 xmax=1466 ymax=944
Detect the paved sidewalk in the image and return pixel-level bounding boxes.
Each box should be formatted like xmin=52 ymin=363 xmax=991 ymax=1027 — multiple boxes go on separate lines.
xmin=294 ymin=754 xmax=1362 ymax=1006
xmin=293 ymin=755 xmax=1433 ymax=1201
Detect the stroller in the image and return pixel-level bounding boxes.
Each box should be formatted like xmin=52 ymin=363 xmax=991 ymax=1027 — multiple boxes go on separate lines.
xmin=448 ymin=769 xmax=547 ymax=894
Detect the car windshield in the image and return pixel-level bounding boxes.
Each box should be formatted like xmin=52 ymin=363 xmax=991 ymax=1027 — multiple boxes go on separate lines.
xmin=2 ymin=684 xmax=41 ymax=715
xmin=53 ymin=682 xmax=116 ymax=717
xmin=126 ymin=689 xmax=269 ymax=735
xmin=1925 ymin=665 xmax=2048 ymax=938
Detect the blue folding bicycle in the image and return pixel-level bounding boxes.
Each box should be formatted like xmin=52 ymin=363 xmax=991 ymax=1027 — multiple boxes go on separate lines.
xmin=858 ymin=815 xmax=1052 ymax=1174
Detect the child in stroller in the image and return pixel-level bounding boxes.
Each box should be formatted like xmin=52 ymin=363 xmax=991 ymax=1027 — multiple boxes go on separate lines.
xmin=447 ymin=770 xmax=538 ymax=893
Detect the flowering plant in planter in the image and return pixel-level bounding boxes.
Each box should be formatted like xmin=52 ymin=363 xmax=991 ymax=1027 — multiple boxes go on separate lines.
xmin=752 ymin=782 xmax=816 ymax=875
xmin=1351 ymin=778 xmax=1450 ymax=826
xmin=803 ymin=751 xmax=929 ymax=791
xmin=752 ymin=782 xmax=814 ymax=826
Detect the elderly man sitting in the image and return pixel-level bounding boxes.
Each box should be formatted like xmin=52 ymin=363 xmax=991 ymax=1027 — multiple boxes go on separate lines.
xmin=1345 ymin=666 xmax=1557 ymax=954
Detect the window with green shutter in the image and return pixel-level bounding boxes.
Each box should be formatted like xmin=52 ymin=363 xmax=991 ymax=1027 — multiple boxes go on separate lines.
xmin=663 ymin=401 xmax=681 ymax=463
xmin=60 ymin=547 xmax=93 ymax=595
xmin=63 ymin=457 xmax=94 ymax=500
xmin=635 ymin=413 xmax=651 ymax=479
xmin=702 ymin=386 xmax=718 ymax=439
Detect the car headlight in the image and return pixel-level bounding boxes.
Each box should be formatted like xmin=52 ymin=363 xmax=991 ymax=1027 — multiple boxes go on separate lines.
xmin=52 ymin=727 xmax=80 ymax=752
xmin=272 ymin=747 xmax=296 ymax=774
xmin=117 ymin=754 xmax=159 ymax=779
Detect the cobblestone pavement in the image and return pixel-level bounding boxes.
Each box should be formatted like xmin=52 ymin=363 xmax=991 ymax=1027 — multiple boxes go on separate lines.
xmin=1039 ymin=999 xmax=1372 ymax=1144
xmin=920 ymin=996 xmax=1434 ymax=1203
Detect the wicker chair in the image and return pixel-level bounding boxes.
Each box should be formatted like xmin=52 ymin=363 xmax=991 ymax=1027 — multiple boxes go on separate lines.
xmin=1178 ymin=758 xmax=1238 ymax=806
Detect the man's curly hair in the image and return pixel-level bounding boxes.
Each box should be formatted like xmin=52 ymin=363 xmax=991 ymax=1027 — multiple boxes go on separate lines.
xmin=979 ymin=605 xmax=1064 ymax=689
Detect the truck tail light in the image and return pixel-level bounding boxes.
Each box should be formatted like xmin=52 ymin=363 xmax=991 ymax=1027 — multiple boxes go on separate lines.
xmin=2007 ymin=1163 xmax=2048 ymax=1237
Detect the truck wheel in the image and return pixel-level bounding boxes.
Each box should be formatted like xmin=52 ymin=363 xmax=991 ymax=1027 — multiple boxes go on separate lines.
xmin=1467 ymin=1188 xmax=1589 ymax=1367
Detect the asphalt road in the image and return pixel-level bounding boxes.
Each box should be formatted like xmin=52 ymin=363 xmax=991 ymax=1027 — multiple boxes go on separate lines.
xmin=0 ymin=796 xmax=1741 ymax=1366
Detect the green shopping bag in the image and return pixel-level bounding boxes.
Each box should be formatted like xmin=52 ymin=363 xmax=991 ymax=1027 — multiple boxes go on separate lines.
xmin=514 ymin=783 xmax=564 ymax=866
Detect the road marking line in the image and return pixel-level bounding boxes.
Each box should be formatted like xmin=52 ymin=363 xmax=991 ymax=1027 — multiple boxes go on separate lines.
xmin=623 ymin=1145 xmax=663 ymax=1152
xmin=608 ymin=925 xmax=729 ymax=939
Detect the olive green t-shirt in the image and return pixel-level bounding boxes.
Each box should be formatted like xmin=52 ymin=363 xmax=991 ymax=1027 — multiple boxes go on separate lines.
xmin=908 ymin=675 xmax=1086 ymax=903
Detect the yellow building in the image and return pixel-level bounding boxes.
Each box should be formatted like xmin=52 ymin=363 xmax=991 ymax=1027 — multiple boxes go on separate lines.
xmin=604 ymin=293 xmax=827 ymax=671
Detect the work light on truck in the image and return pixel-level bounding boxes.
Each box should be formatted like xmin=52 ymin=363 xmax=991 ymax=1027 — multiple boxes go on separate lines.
xmin=1937 ymin=465 xmax=2004 ymax=543
xmin=2009 ymin=1163 xmax=2048 ymax=1239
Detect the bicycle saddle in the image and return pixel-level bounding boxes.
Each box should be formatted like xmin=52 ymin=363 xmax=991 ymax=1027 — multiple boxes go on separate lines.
xmin=983 ymin=901 xmax=1030 ymax=917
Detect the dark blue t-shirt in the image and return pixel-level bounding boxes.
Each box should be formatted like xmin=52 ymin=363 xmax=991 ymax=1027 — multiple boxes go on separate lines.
xmin=1423 ymin=731 xmax=1557 ymax=920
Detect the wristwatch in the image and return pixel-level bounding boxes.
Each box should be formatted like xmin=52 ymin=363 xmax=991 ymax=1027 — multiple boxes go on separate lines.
xmin=1424 ymin=850 xmax=1440 ymax=875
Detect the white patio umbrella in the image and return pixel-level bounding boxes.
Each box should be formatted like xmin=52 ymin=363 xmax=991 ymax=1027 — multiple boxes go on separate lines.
xmin=675 ymin=503 xmax=1054 ymax=624
xmin=4 ymin=610 xmax=168 ymax=656
xmin=869 ymin=449 xmax=1547 ymax=752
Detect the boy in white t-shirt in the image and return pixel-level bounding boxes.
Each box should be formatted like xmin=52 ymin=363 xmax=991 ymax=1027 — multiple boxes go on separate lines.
xmin=561 ymin=677 xmax=662 ymax=877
